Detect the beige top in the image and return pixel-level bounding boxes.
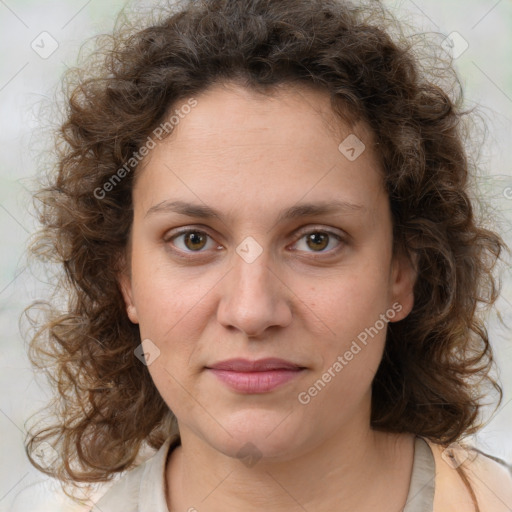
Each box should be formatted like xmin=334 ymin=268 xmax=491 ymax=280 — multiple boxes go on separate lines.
xmin=92 ymin=436 xmax=512 ymax=512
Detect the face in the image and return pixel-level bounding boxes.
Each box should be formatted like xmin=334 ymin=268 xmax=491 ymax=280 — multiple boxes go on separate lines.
xmin=119 ymin=81 xmax=416 ymax=461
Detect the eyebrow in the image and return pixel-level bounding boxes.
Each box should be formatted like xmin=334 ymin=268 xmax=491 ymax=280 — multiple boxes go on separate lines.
xmin=145 ymin=199 xmax=366 ymax=223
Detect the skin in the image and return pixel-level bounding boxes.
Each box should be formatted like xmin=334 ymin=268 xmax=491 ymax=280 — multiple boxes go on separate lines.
xmin=119 ymin=81 xmax=418 ymax=512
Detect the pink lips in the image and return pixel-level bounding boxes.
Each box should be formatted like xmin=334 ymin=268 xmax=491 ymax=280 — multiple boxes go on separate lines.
xmin=206 ymin=358 xmax=305 ymax=393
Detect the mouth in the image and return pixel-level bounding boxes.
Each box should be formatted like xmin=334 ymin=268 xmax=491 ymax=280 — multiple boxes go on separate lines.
xmin=205 ymin=358 xmax=306 ymax=393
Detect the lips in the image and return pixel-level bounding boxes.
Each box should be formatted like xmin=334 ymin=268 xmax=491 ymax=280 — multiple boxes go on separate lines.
xmin=206 ymin=358 xmax=305 ymax=393
xmin=208 ymin=358 xmax=303 ymax=372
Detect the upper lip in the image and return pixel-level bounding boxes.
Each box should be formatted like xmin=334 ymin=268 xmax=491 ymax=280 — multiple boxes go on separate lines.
xmin=207 ymin=358 xmax=304 ymax=372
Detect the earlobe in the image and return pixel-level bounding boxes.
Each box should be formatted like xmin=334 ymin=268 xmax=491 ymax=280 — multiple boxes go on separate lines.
xmin=118 ymin=271 xmax=139 ymax=324
xmin=389 ymin=249 xmax=418 ymax=323
xmin=126 ymin=304 xmax=139 ymax=324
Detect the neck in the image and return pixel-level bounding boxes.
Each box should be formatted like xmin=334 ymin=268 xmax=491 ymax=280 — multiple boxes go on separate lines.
xmin=166 ymin=419 xmax=415 ymax=512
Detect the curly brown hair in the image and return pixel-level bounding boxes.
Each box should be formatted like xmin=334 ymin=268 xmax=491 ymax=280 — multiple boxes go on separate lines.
xmin=24 ymin=0 xmax=507 ymax=504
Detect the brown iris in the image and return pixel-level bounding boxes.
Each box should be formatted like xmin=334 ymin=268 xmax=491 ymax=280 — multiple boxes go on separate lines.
xmin=305 ymin=232 xmax=329 ymax=251
xmin=184 ymin=232 xmax=207 ymax=251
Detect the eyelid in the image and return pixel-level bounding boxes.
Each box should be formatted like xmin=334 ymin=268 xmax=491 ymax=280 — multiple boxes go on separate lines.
xmin=288 ymin=226 xmax=346 ymax=255
xmin=292 ymin=224 xmax=347 ymax=241
xmin=164 ymin=224 xmax=347 ymax=257
xmin=163 ymin=226 xmax=221 ymax=252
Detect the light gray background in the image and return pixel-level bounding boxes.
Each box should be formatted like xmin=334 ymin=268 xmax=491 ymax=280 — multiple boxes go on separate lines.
xmin=1 ymin=0 xmax=511 ymax=510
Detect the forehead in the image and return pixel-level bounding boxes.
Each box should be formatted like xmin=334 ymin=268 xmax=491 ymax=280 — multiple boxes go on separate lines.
xmin=133 ymin=81 xmax=384 ymax=221
xmin=157 ymin=80 xmax=366 ymax=150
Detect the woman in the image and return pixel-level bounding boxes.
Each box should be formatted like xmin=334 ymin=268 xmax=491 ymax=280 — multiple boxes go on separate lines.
xmin=23 ymin=0 xmax=512 ymax=510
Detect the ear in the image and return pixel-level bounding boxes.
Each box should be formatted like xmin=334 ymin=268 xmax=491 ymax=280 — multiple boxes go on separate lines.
xmin=117 ymin=254 xmax=139 ymax=324
xmin=388 ymin=248 xmax=418 ymax=322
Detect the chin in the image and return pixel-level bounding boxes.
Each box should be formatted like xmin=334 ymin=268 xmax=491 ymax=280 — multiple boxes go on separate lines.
xmin=200 ymin=407 xmax=313 ymax=462
xmin=213 ymin=433 xmax=304 ymax=464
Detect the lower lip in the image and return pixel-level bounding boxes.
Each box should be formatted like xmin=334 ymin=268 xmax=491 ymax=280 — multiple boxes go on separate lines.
xmin=207 ymin=368 xmax=304 ymax=393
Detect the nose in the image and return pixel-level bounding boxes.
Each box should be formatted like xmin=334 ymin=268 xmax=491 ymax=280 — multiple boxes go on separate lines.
xmin=216 ymin=245 xmax=293 ymax=338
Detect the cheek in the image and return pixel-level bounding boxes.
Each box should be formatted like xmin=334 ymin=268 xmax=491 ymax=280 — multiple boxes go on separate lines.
xmin=298 ymin=262 xmax=392 ymax=395
xmin=131 ymin=268 xmax=209 ymax=414
xmin=305 ymin=263 xmax=392 ymax=342
xmin=130 ymin=249 xmax=211 ymax=337
xmin=145 ymin=361 xmax=211 ymax=435
xmin=297 ymin=277 xmax=390 ymax=420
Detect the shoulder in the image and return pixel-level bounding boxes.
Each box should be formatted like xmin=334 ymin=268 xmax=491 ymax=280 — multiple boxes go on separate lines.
xmin=424 ymin=438 xmax=512 ymax=512
xmin=9 ymin=477 xmax=93 ymax=512
xmin=90 ymin=436 xmax=177 ymax=512
xmin=86 ymin=463 xmax=146 ymax=512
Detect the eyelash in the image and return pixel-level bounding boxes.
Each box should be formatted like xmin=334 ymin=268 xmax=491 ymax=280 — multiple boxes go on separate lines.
xmin=163 ymin=227 xmax=346 ymax=259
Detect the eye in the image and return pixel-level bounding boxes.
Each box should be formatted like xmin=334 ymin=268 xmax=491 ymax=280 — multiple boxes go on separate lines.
xmin=291 ymin=229 xmax=344 ymax=254
xmin=164 ymin=227 xmax=345 ymax=258
xmin=165 ymin=229 xmax=220 ymax=254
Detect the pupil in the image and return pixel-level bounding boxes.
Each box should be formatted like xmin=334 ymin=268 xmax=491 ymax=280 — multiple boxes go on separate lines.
xmin=186 ymin=232 xmax=205 ymax=250
xmin=308 ymin=233 xmax=328 ymax=251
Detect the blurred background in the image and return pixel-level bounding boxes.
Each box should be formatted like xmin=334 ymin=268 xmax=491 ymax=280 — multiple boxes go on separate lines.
xmin=1 ymin=0 xmax=511 ymax=510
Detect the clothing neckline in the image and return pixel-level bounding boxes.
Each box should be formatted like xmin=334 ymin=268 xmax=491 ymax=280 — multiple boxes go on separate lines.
xmin=403 ymin=436 xmax=436 ymax=512
xmin=149 ymin=435 xmax=435 ymax=512
xmin=95 ymin=434 xmax=435 ymax=511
